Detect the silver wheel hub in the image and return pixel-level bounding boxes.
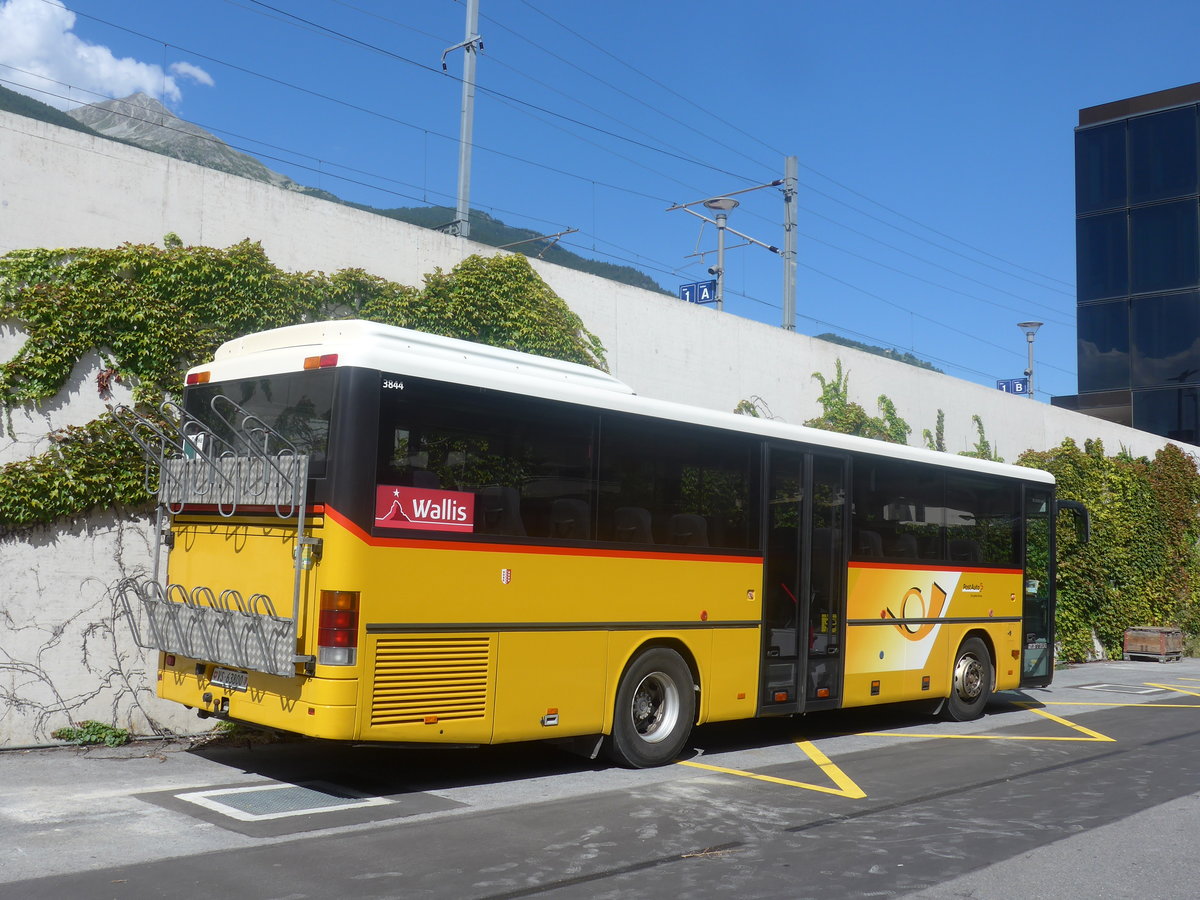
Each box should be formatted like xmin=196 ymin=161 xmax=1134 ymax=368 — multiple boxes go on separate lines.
xmin=954 ymin=653 xmax=984 ymax=701
xmin=630 ymin=672 xmax=680 ymax=743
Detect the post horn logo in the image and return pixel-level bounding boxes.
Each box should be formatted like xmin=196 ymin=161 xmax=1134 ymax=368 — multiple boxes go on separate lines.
xmin=881 ymin=582 xmax=947 ymax=641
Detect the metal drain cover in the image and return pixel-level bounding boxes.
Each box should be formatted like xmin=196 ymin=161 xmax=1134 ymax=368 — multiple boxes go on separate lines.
xmin=178 ymin=781 xmax=391 ymax=822
xmin=1076 ymin=683 xmax=1168 ymax=695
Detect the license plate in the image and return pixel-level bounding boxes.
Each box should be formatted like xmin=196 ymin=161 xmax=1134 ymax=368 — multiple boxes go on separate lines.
xmin=210 ymin=666 xmax=249 ymax=692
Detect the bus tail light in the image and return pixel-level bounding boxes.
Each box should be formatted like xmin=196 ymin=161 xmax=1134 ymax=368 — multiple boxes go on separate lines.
xmin=304 ymin=353 xmax=339 ymax=370
xmin=318 ymin=590 xmax=359 ymax=666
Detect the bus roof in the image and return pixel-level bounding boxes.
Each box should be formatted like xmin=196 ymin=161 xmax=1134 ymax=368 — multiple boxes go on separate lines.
xmin=200 ymin=320 xmax=1054 ymax=486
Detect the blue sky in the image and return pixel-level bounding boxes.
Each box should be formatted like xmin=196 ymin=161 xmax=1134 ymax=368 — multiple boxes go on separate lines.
xmin=4 ymin=0 xmax=1200 ymax=402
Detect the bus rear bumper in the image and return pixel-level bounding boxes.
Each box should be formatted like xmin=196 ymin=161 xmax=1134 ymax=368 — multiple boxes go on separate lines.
xmin=158 ymin=654 xmax=360 ymax=740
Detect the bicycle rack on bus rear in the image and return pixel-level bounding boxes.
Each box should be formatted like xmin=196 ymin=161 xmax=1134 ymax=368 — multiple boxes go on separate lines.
xmin=110 ymin=398 xmax=315 ymax=678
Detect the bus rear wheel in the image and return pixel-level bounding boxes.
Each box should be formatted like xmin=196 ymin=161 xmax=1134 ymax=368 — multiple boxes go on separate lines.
xmin=604 ymin=648 xmax=696 ymax=768
xmin=945 ymin=637 xmax=993 ymax=722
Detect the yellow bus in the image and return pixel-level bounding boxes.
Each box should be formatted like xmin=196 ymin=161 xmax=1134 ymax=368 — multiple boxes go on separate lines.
xmin=117 ymin=320 xmax=1083 ymax=767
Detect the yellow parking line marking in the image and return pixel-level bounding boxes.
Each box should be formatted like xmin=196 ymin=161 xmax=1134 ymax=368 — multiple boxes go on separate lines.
xmin=1014 ymin=702 xmax=1116 ymax=741
xmin=1036 ymin=701 xmax=1200 ymax=708
xmin=857 ymin=701 xmax=1114 ymax=743
xmin=678 ymin=740 xmax=867 ymax=799
xmin=1145 ymin=683 xmax=1200 ymax=697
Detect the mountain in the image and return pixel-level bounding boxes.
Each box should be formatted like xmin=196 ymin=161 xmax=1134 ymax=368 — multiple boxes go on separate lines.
xmin=815 ymin=333 xmax=944 ymax=373
xmin=0 ymin=83 xmax=105 ymax=137
xmin=47 ymin=92 xmax=667 ymax=292
xmin=363 ymin=205 xmax=666 ymax=293
xmin=65 ymin=92 xmax=330 ymax=197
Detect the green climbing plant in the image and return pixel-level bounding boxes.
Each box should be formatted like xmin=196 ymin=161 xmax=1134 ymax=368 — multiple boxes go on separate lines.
xmin=0 ymin=239 xmax=606 ymax=529
xmin=1019 ymin=439 xmax=1200 ymax=661
xmin=922 ymin=408 xmax=946 ymax=452
xmin=959 ymin=414 xmax=1003 ymax=462
xmin=804 ymin=359 xmax=911 ymax=444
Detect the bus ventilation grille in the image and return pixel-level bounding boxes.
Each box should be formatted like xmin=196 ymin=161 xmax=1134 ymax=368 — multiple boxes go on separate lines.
xmin=371 ymin=636 xmax=491 ymax=726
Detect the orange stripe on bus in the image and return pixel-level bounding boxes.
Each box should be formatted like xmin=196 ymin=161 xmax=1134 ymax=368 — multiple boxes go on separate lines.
xmin=849 ymin=560 xmax=1022 ymax=576
xmin=324 ymin=505 xmax=763 ymax=565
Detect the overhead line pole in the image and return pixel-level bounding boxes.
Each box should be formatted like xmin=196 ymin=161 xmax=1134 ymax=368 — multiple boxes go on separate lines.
xmin=782 ymin=156 xmax=798 ymax=331
xmin=443 ymin=0 xmax=482 ymax=238
xmin=668 ymin=169 xmax=795 ymax=325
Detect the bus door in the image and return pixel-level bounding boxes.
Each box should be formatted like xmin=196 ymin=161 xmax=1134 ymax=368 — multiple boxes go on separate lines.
xmin=760 ymin=448 xmax=848 ymax=715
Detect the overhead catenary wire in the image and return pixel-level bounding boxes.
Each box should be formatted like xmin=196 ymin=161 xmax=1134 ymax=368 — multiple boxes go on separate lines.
xmin=67 ymin=0 xmax=1074 ymax=331
xmin=18 ymin=0 xmax=1078 ymax=390
xmin=234 ymin=0 xmax=763 ymax=185
xmin=5 ymin=72 xmax=1019 ymax=386
xmin=513 ymin=0 xmax=1075 ymax=294
xmin=481 ymin=0 xmax=1076 ymax=317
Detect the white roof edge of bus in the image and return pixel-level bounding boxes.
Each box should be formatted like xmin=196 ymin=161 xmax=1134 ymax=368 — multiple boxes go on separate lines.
xmin=208 ymin=319 xmax=634 ymax=396
xmin=198 ymin=320 xmax=1053 ymax=485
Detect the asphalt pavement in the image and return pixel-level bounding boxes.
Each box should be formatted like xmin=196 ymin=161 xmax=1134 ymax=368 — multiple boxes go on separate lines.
xmin=4 ymin=657 xmax=1200 ymax=899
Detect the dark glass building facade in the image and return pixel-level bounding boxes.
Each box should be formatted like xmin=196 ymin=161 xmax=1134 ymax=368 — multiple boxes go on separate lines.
xmin=1057 ymin=82 xmax=1200 ymax=443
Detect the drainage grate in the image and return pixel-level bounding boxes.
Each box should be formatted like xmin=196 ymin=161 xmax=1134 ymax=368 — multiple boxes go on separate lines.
xmin=1076 ymin=683 xmax=1168 ymax=695
xmin=177 ymin=781 xmax=392 ymax=822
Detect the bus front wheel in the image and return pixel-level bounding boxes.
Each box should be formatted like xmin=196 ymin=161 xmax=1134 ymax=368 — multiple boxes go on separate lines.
xmin=945 ymin=637 xmax=993 ymax=722
xmin=604 ymin=648 xmax=696 ymax=768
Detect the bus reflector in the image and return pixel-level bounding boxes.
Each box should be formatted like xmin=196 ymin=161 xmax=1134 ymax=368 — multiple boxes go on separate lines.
xmin=304 ymin=353 xmax=339 ymax=370
xmin=318 ymin=590 xmax=359 ymax=666
xmin=816 ymin=688 xmax=830 ymax=699
xmin=185 ymin=371 xmax=211 ymax=385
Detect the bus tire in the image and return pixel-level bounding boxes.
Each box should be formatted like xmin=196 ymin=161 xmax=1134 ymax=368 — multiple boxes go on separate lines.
xmin=604 ymin=648 xmax=696 ymax=768
xmin=945 ymin=637 xmax=993 ymax=722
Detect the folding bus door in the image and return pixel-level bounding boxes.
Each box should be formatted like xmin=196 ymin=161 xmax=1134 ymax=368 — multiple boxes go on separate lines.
xmin=759 ymin=448 xmax=848 ymax=715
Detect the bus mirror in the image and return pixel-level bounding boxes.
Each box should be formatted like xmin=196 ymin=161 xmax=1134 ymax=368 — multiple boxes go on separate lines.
xmin=1055 ymin=499 xmax=1090 ymax=544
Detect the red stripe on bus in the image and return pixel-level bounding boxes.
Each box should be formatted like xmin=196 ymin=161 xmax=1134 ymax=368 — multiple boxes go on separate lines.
xmin=324 ymin=505 xmax=762 ymax=565
xmin=170 ymin=503 xmax=326 ymax=515
xmin=849 ymin=560 xmax=1022 ymax=576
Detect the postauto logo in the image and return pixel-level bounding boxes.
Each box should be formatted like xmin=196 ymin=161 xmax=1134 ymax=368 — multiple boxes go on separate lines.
xmin=374 ymin=485 xmax=476 ymax=532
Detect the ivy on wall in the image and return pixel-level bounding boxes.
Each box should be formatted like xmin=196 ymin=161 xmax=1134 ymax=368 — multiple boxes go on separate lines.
xmin=1018 ymin=439 xmax=1200 ymax=661
xmin=0 ymin=239 xmax=607 ymax=530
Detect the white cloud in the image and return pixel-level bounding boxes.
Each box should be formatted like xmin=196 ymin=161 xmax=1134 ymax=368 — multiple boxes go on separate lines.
xmin=169 ymin=61 xmax=214 ymax=88
xmin=0 ymin=0 xmax=213 ymax=110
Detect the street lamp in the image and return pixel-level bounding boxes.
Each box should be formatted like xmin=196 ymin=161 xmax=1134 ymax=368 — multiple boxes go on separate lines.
xmin=667 ymin=185 xmax=779 ymax=314
xmin=703 ymin=197 xmax=739 ymax=312
xmin=1017 ymin=321 xmax=1043 ymax=400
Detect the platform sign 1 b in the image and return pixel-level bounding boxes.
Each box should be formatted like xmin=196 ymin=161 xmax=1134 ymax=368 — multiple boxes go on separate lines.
xmin=996 ymin=377 xmax=1030 ymax=395
xmin=679 ymin=279 xmax=717 ymax=305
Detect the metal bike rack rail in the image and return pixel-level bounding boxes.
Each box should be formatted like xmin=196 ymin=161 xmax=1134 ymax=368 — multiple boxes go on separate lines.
xmin=110 ymin=398 xmax=315 ymax=677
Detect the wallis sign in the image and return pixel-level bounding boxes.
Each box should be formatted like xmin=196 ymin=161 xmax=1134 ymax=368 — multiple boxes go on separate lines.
xmin=374 ymin=485 xmax=476 ymax=532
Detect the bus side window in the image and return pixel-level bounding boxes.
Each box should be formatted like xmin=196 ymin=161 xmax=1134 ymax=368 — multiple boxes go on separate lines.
xmin=550 ymin=498 xmax=590 ymax=540
xmin=478 ymin=486 xmax=527 ymax=537
xmin=945 ymin=474 xmax=1020 ymax=568
xmin=853 ymin=459 xmax=946 ymax=563
xmin=614 ymin=506 xmax=654 ymax=544
xmin=669 ymin=513 xmax=709 ymax=547
xmin=597 ymin=415 xmax=758 ymax=550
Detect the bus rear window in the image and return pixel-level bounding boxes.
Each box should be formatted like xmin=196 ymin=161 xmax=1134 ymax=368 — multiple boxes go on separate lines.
xmin=185 ymin=369 xmax=336 ymax=477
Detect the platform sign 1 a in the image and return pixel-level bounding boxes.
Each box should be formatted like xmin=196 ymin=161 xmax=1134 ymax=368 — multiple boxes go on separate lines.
xmin=679 ymin=279 xmax=717 ymax=305
xmin=996 ymin=377 xmax=1030 ymax=395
